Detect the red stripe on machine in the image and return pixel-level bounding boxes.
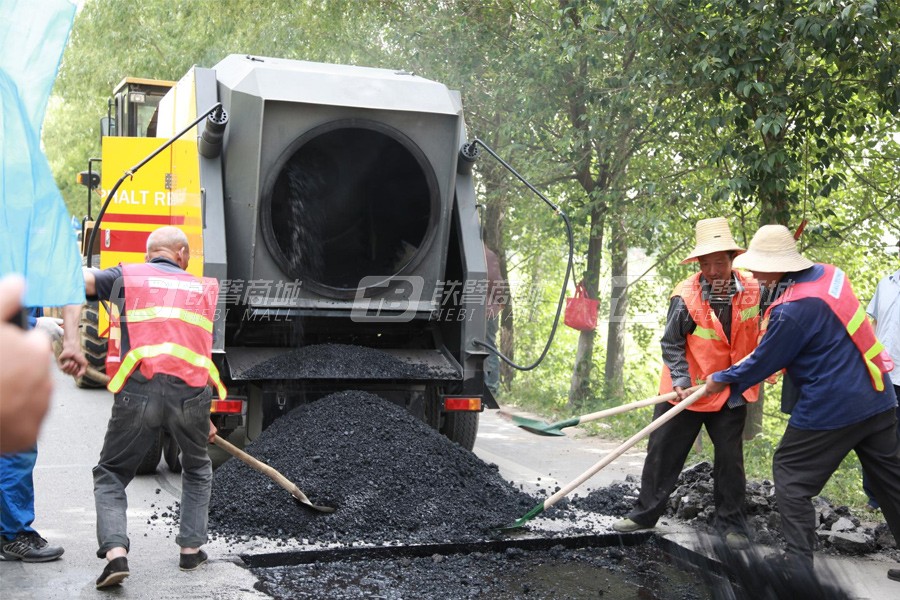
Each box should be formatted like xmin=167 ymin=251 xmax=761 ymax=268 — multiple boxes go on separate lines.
xmin=106 ymin=230 xmax=151 ymax=253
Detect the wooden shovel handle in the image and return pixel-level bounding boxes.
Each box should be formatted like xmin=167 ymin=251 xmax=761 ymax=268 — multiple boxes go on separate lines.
xmin=576 ymin=385 xmax=701 ymax=423
xmin=543 ymin=384 xmax=708 ymax=510
xmin=212 ymin=435 xmax=301 ymax=497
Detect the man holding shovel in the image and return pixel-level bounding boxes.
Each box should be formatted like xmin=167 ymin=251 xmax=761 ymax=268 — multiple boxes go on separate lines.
xmin=83 ymin=226 xmax=225 ymax=589
xmin=705 ymin=224 xmax=900 ymax=582
xmin=613 ymin=217 xmax=761 ymax=549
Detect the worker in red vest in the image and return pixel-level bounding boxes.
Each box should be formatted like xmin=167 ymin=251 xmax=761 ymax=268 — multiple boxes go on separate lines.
xmin=614 ymin=217 xmax=761 ymax=549
xmin=83 ymin=226 xmax=225 ymax=589
xmin=706 ymin=224 xmax=900 ymax=582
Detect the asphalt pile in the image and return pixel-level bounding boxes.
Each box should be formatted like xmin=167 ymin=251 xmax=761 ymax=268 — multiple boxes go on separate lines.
xmin=240 ymin=344 xmax=447 ymax=380
xmin=208 ymin=390 xmax=536 ymax=545
xmin=575 ymin=461 xmax=898 ymax=558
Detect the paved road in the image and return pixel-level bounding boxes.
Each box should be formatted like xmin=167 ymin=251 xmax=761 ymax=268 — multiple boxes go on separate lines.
xmin=1 ymin=368 xmax=896 ymax=599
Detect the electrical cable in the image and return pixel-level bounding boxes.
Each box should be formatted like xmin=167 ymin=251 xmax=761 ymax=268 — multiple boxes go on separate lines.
xmin=465 ymin=138 xmax=574 ymax=371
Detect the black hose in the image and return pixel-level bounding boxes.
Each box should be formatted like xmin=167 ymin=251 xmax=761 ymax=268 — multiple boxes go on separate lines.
xmin=467 ymin=138 xmax=574 ymax=372
xmin=86 ymin=103 xmax=224 ymax=268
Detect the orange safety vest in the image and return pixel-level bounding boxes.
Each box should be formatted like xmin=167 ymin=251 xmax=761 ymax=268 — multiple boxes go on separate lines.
xmin=106 ymin=263 xmax=227 ymax=399
xmin=762 ymin=263 xmax=893 ymax=392
xmin=659 ymin=271 xmax=761 ymax=411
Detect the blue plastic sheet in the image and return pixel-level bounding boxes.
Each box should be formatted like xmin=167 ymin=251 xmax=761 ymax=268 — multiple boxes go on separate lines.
xmin=0 ymin=0 xmax=83 ymax=307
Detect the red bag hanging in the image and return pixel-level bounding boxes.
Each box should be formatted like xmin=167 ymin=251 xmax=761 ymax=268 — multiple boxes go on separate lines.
xmin=564 ymin=281 xmax=599 ymax=331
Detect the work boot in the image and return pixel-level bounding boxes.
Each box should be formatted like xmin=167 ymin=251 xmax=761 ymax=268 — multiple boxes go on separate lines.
xmin=0 ymin=532 xmax=64 ymax=562
xmin=612 ymin=518 xmax=653 ymax=533
xmin=96 ymin=557 xmax=129 ymax=589
xmin=179 ymin=549 xmax=208 ymax=571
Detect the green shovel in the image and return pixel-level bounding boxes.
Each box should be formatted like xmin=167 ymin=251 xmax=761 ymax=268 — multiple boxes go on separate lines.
xmin=511 ymin=385 xmax=700 ymax=436
xmin=496 ymin=384 xmax=707 ymax=532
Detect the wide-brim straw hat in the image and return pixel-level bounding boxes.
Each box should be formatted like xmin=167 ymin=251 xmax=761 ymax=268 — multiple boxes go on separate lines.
xmin=681 ymin=217 xmax=746 ymax=264
xmin=733 ymin=224 xmax=814 ymax=273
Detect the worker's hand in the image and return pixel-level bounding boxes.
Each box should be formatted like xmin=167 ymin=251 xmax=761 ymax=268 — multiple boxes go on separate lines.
xmin=704 ymin=377 xmax=727 ymax=396
xmin=208 ymin=418 xmax=218 ymax=444
xmin=672 ymin=386 xmax=693 ymax=401
xmin=34 ymin=316 xmax=64 ymax=342
xmin=0 ymin=275 xmax=54 ymax=453
xmin=57 ymin=304 xmax=87 ymax=378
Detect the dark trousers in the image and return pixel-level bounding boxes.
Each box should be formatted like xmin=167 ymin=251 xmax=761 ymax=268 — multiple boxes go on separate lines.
xmin=774 ymin=407 xmax=900 ymax=566
xmin=629 ymin=401 xmax=747 ymax=533
xmin=94 ymin=374 xmax=212 ymax=558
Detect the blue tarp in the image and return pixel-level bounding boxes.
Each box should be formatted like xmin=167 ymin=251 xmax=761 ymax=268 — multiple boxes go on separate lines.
xmin=0 ymin=0 xmax=84 ymax=307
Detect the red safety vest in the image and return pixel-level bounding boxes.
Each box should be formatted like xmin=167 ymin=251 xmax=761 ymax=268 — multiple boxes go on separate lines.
xmin=106 ymin=263 xmax=226 ymax=399
xmin=762 ymin=263 xmax=893 ymax=392
xmin=659 ymin=271 xmax=761 ymax=411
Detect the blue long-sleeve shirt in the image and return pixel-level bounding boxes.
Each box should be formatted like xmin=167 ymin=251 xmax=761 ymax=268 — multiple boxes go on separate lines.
xmin=712 ymin=265 xmax=897 ymax=430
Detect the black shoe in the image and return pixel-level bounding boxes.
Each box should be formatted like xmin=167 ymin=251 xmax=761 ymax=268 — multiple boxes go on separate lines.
xmin=888 ymin=568 xmax=900 ymax=582
xmin=0 ymin=532 xmax=64 ymax=562
xmin=179 ymin=549 xmax=207 ymax=571
xmin=96 ymin=557 xmax=129 ymax=589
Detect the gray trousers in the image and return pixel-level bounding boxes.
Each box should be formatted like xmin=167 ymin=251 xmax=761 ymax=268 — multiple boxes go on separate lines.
xmin=94 ymin=374 xmax=212 ymax=558
xmin=774 ymin=407 xmax=900 ymax=567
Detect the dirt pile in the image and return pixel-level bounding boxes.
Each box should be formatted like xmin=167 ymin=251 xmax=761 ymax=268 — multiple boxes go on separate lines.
xmin=208 ymin=391 xmax=536 ymax=545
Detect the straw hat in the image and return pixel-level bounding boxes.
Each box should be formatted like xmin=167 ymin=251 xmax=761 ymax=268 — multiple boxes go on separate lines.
xmin=732 ymin=224 xmax=814 ymax=273
xmin=681 ymin=217 xmax=746 ymax=264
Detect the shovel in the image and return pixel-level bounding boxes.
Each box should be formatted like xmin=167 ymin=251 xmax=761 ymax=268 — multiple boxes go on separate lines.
xmin=84 ymin=367 xmax=334 ymax=513
xmin=495 ymin=384 xmax=707 ymax=532
xmin=212 ymin=435 xmax=336 ymax=513
xmin=511 ymin=385 xmax=701 ymax=436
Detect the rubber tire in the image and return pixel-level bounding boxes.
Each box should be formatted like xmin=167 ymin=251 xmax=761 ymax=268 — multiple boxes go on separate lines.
xmin=441 ymin=411 xmax=479 ymax=451
xmin=136 ymin=431 xmax=163 ymax=475
xmin=74 ymin=301 xmax=108 ymax=388
xmin=163 ymin=432 xmax=182 ymax=474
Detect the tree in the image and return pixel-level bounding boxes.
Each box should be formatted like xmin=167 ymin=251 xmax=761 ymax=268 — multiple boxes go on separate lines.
xmin=651 ymin=0 xmax=900 ymax=225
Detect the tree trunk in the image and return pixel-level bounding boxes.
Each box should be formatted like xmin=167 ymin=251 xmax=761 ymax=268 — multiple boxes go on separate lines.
xmin=482 ymin=177 xmax=513 ymax=389
xmin=603 ymin=218 xmax=628 ymax=401
xmin=567 ymin=204 xmax=605 ymax=409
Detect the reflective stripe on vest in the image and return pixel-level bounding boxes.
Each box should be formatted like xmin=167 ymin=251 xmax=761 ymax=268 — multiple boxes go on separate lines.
xmin=107 ymin=342 xmax=227 ymax=400
xmin=763 ymin=264 xmax=892 ymax=392
xmin=692 ymin=326 xmax=722 ymax=341
xmin=126 ymin=306 xmax=214 ymax=333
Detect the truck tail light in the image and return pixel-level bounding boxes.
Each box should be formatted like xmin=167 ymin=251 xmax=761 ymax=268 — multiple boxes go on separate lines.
xmin=211 ymin=398 xmax=244 ymax=414
xmin=443 ymin=397 xmax=482 ymax=412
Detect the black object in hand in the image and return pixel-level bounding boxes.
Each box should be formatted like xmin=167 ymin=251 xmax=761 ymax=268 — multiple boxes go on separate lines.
xmin=7 ymin=308 xmax=29 ymax=329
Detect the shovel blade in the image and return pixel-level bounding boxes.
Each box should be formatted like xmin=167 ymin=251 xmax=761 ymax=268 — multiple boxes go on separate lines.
xmin=517 ymin=424 xmax=565 ymax=436
xmin=510 ymin=414 xmax=549 ymax=428
xmin=290 ymin=489 xmax=336 ymax=513
xmin=490 ymin=503 xmax=545 ymax=534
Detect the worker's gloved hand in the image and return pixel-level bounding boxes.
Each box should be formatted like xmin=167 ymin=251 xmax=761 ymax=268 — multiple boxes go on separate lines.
xmin=34 ymin=316 xmax=64 ymax=342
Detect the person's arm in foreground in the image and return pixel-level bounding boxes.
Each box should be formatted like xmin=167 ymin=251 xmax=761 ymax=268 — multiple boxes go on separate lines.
xmin=0 ymin=275 xmax=54 ymax=453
